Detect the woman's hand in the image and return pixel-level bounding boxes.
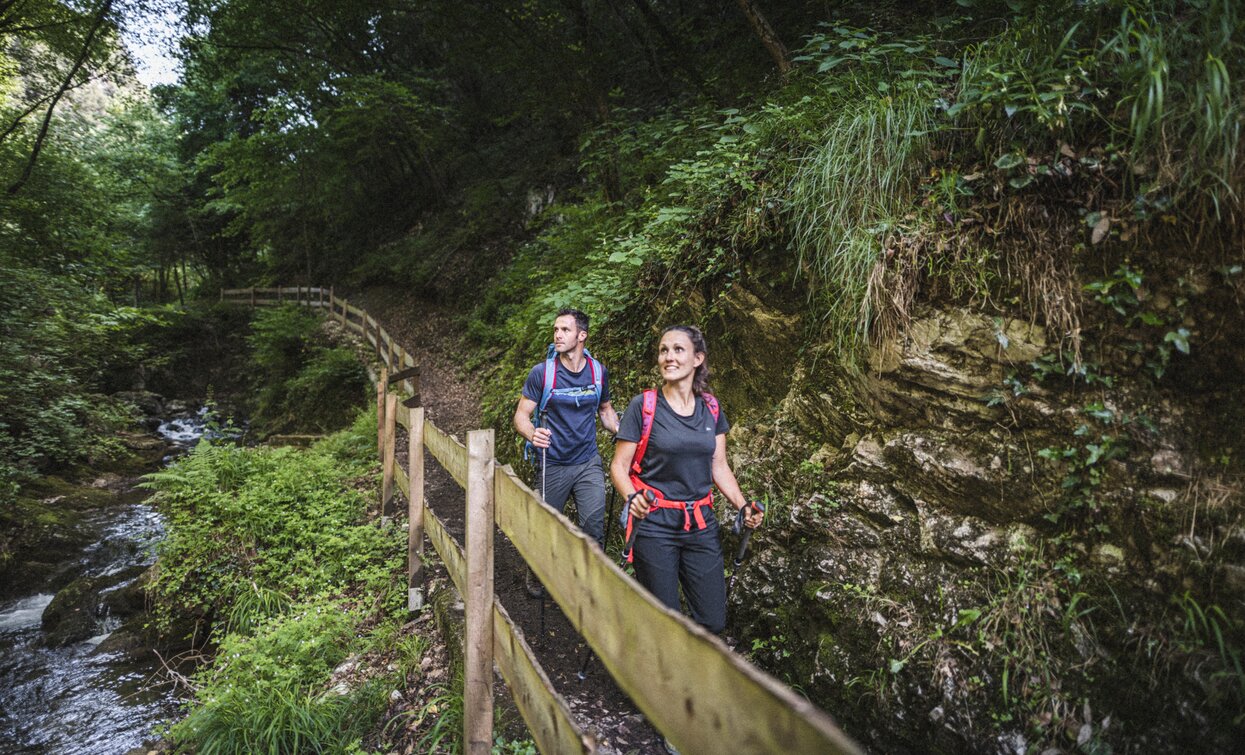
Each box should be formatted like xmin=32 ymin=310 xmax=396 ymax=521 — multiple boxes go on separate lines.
xmin=741 ymin=501 xmax=765 ymax=529
xmin=629 ymin=490 xmax=654 ymax=519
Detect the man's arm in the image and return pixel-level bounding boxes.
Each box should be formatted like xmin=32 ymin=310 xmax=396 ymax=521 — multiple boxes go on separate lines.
xmin=598 ymin=400 xmax=620 ymax=436
xmin=513 ymin=395 xmax=551 ymax=448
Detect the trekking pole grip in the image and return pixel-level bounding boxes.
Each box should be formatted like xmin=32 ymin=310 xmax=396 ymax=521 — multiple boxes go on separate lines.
xmin=733 ymin=500 xmax=766 ymax=566
xmin=622 ymin=490 xmax=656 ymax=562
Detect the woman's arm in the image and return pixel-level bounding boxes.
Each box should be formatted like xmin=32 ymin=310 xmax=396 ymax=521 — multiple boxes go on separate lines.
xmin=712 ymin=435 xmax=764 ymax=528
xmin=611 ymin=439 xmax=652 ymax=519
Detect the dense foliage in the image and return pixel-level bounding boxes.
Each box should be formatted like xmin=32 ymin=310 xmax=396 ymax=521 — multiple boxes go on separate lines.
xmin=1 ymin=1 xmax=190 ymax=502
xmin=0 ymin=263 xmax=157 ymax=501
xmin=144 ymin=412 xmax=408 ymax=752
xmin=246 ymin=305 xmax=369 ymax=437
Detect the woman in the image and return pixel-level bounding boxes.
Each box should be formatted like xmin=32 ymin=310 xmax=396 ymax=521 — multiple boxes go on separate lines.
xmin=610 ymin=325 xmax=763 ymax=634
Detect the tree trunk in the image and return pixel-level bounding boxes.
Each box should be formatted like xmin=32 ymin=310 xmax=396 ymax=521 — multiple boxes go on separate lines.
xmin=734 ymin=0 xmax=790 ymax=74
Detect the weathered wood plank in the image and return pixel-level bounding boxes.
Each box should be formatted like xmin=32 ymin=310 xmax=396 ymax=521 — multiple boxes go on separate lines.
xmin=424 ymin=506 xmax=465 ymax=596
xmin=382 ymin=393 xmax=398 ymax=517
xmin=376 ymin=371 xmax=387 ymax=458
xmin=464 ymin=430 xmax=495 ymax=754
xmin=424 ymin=421 xmax=468 ymax=488
xmin=395 ymin=459 xmax=409 ymax=497
xmin=493 ymin=467 xmax=861 ymax=755
xmin=408 ymin=407 xmax=426 ymax=612
xmin=492 ymin=600 xmax=592 ymax=754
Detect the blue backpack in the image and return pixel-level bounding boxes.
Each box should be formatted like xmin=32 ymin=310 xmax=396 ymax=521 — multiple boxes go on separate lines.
xmin=524 ymin=344 xmax=604 ymax=459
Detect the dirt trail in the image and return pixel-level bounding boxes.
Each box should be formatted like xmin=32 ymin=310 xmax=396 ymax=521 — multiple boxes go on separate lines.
xmin=356 ymin=287 xmax=666 ymax=754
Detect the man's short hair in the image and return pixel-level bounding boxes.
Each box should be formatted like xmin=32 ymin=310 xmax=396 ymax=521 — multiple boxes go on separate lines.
xmin=557 ymin=308 xmax=589 ymax=333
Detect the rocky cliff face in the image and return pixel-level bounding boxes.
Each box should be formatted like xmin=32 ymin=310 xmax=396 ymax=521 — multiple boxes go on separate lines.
xmin=721 ymin=292 xmax=1244 ymax=753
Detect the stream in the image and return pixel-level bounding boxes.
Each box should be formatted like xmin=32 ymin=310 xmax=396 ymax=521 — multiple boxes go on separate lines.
xmin=0 ymin=408 xmax=220 ymax=754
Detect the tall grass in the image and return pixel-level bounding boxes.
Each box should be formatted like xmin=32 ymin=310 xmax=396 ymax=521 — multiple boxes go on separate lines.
xmin=788 ymin=92 xmax=934 ymax=363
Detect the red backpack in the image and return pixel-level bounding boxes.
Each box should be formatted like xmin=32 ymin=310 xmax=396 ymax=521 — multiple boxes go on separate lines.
xmin=623 ymin=389 xmax=720 ymax=562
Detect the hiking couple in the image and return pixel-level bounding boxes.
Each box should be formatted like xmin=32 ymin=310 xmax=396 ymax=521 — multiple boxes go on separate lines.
xmin=513 ymin=308 xmax=764 ymax=635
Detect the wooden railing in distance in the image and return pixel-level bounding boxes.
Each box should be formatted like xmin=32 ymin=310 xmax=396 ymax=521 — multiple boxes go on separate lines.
xmin=221 ymin=286 xmax=419 ymax=398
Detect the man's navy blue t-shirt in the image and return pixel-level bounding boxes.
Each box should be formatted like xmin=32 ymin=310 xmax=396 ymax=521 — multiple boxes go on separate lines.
xmin=522 ymin=357 xmax=610 ymax=465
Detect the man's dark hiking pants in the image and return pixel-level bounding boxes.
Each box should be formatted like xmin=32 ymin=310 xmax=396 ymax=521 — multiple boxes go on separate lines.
xmin=536 ymin=455 xmax=607 ymax=547
xmin=632 ymin=517 xmax=726 ymax=634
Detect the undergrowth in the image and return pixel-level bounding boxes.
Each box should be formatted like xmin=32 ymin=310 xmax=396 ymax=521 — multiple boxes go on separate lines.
xmin=247 ymin=305 xmax=369 ymax=437
xmin=145 ymin=410 xmax=413 ymax=752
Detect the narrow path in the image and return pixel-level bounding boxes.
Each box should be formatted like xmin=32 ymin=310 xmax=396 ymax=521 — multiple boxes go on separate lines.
xmin=356 ymin=287 xmax=665 ymax=754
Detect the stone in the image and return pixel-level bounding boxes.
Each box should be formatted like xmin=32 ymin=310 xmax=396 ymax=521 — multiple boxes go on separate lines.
xmin=914 ymin=503 xmax=1009 ymax=566
xmin=1148 ymin=488 xmax=1181 ymax=504
xmin=1149 ymin=448 xmax=1189 ymax=478
xmin=883 ymin=431 xmax=1047 ymax=522
xmin=1092 ymin=543 xmax=1126 ymax=566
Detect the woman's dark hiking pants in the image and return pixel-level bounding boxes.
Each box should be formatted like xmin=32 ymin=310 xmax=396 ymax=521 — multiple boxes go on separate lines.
xmin=632 ymin=517 xmax=726 ymax=634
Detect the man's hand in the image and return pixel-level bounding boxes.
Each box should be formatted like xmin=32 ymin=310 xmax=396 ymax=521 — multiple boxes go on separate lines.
xmin=531 ymin=427 xmax=552 ymax=449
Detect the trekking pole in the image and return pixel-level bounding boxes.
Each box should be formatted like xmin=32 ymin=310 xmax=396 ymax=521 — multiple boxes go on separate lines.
xmin=726 ymin=501 xmax=766 ymax=604
xmin=539 ymin=412 xmax=548 ymax=640
xmin=620 ymin=489 xmax=657 ymax=566
xmin=602 ymin=487 xmax=618 ymax=550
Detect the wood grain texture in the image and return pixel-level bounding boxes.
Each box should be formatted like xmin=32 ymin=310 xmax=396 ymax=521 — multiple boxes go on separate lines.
xmin=492 ymin=600 xmax=592 ymax=754
xmin=464 ymin=430 xmax=495 ymax=754
xmin=493 ymin=466 xmax=861 ymax=755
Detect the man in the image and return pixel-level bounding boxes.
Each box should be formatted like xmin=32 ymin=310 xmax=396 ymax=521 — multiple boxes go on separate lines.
xmin=514 ymin=308 xmax=620 ymax=572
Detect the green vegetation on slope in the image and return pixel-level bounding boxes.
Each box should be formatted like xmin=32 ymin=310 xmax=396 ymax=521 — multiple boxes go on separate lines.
xmin=144 ymin=411 xmax=410 ymax=753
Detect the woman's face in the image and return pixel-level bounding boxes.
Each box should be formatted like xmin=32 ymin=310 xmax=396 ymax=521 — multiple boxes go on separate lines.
xmin=658 ymin=330 xmax=704 ymax=384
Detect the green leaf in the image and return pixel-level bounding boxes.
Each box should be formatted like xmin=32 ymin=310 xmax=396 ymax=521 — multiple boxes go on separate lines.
xmin=933 ymin=56 xmax=960 ymax=69
xmin=994 ymin=153 xmax=1025 ymax=170
xmin=1165 ymin=328 xmax=1191 ymax=354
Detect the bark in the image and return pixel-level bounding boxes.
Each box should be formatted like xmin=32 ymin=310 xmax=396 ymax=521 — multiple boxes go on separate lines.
xmin=733 ymin=0 xmax=790 ymax=74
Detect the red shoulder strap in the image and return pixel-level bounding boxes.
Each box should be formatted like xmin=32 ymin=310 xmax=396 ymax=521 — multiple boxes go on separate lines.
xmin=702 ymin=392 xmax=720 ymax=422
xmin=631 ymin=389 xmax=658 ymax=474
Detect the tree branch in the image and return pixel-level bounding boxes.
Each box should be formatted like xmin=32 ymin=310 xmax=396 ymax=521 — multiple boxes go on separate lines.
xmin=7 ymin=0 xmax=114 ymax=196
xmin=734 ymin=0 xmax=790 ymax=74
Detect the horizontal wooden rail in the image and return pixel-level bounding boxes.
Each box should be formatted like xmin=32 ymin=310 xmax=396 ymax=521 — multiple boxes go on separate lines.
xmin=403 ymin=457 xmax=589 ymax=753
xmin=424 ymin=421 xmax=468 ymax=488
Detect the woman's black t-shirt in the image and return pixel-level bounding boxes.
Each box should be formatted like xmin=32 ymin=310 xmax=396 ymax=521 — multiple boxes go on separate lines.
xmin=617 ymin=391 xmax=730 ymax=507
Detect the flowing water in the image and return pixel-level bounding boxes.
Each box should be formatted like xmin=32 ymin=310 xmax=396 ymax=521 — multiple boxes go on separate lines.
xmin=0 ymin=408 xmax=221 ymax=754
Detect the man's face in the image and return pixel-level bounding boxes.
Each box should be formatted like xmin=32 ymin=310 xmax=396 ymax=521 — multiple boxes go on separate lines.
xmin=553 ymin=315 xmax=585 ymax=353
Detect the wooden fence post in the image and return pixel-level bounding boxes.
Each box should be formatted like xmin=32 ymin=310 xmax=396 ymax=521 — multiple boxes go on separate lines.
xmin=382 ymin=392 xmax=397 ymax=521
xmin=464 ymin=429 xmax=495 ymax=754
xmin=250 ymin=286 xmax=256 ymax=308
xmin=407 ymin=360 xmax=420 ymax=402
xmin=376 ymin=369 xmax=388 ymax=458
xmin=387 ymin=335 xmax=396 ymax=373
xmin=408 ymin=406 xmax=425 ymax=612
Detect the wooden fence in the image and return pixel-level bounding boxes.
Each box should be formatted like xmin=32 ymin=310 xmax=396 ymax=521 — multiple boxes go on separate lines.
xmin=222 ymin=286 xmax=862 ymax=755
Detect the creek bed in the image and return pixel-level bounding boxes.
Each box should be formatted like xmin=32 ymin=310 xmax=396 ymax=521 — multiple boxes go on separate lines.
xmin=0 ymin=406 xmax=222 ymax=754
